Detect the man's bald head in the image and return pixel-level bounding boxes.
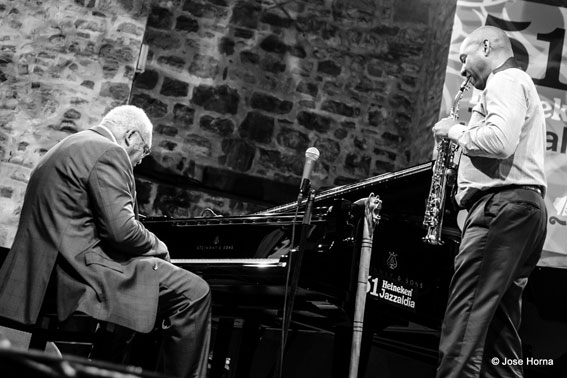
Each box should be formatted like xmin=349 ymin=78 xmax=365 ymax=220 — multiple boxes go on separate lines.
xmin=458 ymin=26 xmax=515 ymax=90
xmin=466 ymin=26 xmax=514 ymax=57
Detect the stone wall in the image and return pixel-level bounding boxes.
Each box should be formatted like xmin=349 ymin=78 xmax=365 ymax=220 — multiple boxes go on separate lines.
xmin=0 ymin=0 xmax=457 ymax=247
xmin=0 ymin=0 xmax=149 ymax=247
xmin=132 ymin=0 xmax=457 ymax=218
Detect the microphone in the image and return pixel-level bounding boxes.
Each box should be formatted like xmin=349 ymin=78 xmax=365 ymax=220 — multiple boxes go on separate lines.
xmin=298 ymin=147 xmax=320 ymax=201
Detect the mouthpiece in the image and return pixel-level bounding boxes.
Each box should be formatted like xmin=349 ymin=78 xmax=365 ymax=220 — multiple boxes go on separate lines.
xmin=460 ymin=77 xmax=472 ymax=91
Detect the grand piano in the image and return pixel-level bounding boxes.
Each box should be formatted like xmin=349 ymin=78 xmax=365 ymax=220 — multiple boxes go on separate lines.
xmin=142 ymin=161 xmax=460 ymax=377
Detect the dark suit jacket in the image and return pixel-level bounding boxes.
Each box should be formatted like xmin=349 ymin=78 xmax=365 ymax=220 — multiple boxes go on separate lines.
xmin=0 ymin=126 xmax=166 ymax=333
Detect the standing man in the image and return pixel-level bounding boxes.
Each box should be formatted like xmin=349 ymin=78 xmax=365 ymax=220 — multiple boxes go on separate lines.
xmin=0 ymin=105 xmax=211 ymax=378
xmin=432 ymin=26 xmax=547 ymax=377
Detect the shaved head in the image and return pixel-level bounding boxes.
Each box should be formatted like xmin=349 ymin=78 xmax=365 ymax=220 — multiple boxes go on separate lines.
xmin=465 ymin=26 xmax=513 ymax=56
xmin=458 ymin=26 xmax=515 ymax=90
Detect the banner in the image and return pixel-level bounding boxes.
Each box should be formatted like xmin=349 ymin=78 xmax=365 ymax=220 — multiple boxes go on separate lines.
xmin=443 ymin=0 xmax=567 ymax=268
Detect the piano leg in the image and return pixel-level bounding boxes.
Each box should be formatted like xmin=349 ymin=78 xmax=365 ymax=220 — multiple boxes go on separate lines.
xmin=210 ymin=317 xmax=234 ymax=378
xmin=210 ymin=316 xmax=266 ymax=378
xmin=233 ymin=318 xmax=263 ymax=377
xmin=331 ymin=314 xmax=390 ymax=378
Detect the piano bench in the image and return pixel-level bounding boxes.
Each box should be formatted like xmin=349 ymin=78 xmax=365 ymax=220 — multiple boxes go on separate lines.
xmin=0 ymin=312 xmax=108 ymax=357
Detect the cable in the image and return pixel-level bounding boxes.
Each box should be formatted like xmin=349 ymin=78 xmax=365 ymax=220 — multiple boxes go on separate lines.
xmin=200 ymin=208 xmax=219 ymax=217
xmin=277 ymin=200 xmax=300 ymax=378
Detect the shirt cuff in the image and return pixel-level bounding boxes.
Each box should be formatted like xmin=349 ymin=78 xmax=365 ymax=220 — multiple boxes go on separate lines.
xmin=447 ymin=124 xmax=467 ymax=143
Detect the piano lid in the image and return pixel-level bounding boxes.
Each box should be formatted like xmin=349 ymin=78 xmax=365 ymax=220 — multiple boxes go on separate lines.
xmin=255 ymin=161 xmax=434 ymax=214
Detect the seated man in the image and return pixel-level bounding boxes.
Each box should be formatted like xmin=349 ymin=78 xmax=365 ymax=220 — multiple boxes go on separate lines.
xmin=0 ymin=105 xmax=211 ymax=378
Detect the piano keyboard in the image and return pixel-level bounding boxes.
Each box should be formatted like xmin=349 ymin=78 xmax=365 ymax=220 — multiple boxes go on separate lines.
xmin=171 ymin=258 xmax=286 ymax=267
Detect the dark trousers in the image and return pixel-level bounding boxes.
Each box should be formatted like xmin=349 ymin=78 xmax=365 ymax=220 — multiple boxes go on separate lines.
xmin=436 ymin=187 xmax=547 ymax=378
xmin=91 ymin=260 xmax=211 ymax=378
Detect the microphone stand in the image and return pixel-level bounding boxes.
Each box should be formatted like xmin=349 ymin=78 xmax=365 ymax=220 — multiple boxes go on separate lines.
xmin=276 ymin=187 xmax=317 ymax=378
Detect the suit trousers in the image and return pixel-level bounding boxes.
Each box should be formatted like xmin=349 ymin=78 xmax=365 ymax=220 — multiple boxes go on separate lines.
xmin=156 ymin=259 xmax=211 ymax=378
xmin=90 ymin=260 xmax=211 ymax=378
xmin=436 ymin=187 xmax=547 ymax=378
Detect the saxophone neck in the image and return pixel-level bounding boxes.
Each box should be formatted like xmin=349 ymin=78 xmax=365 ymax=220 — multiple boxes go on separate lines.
xmin=450 ymin=77 xmax=471 ymax=119
xmin=459 ymin=77 xmax=471 ymax=91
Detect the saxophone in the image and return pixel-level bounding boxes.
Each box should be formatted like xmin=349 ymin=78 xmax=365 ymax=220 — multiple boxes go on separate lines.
xmin=423 ymin=77 xmax=471 ymax=245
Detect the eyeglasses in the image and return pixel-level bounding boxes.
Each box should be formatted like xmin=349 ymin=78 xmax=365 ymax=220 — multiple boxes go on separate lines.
xmin=131 ymin=130 xmax=151 ymax=157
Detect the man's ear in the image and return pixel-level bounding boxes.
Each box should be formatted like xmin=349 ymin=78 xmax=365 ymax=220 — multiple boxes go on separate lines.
xmin=124 ymin=130 xmax=134 ymax=146
xmin=483 ymin=39 xmax=491 ymax=56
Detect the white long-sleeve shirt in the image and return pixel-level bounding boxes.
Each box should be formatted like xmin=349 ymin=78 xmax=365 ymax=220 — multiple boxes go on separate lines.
xmin=448 ymin=66 xmax=547 ymax=207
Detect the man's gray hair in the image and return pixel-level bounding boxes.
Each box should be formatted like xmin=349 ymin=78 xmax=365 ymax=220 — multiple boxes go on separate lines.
xmin=99 ymin=105 xmax=153 ymax=136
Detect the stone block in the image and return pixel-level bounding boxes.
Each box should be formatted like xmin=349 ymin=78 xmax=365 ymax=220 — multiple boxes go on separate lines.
xmin=188 ymin=54 xmax=219 ymax=79
xmin=102 ymin=59 xmax=119 ymax=79
xmin=240 ymin=50 xmax=259 ymax=65
xmin=382 ymin=131 xmax=403 ymax=144
xmin=259 ymin=35 xmax=287 ymax=55
xmin=191 ymin=84 xmax=239 ymax=115
xmin=373 ymin=148 xmax=397 ymax=161
xmin=145 ymin=29 xmax=183 ymax=50
xmin=296 ymin=81 xmax=319 ymax=97
xmin=394 ymin=0 xmax=429 ymax=24
xmin=131 ymin=93 xmax=169 ymax=118
xmin=333 ymin=128 xmax=348 ymax=140
xmin=344 ymin=153 xmax=371 ymax=177
xmin=233 ymin=27 xmax=254 ymax=39
xmin=219 ymin=37 xmax=235 ymax=55
xmin=313 ymin=138 xmax=340 ymax=163
xmin=257 ymin=148 xmax=302 ymax=177
xmin=297 ymin=111 xmax=332 ymax=133
xmin=175 ymin=15 xmax=199 ymax=33
xmin=100 ymin=82 xmax=130 ymax=101
xmin=156 ymin=124 xmax=178 ymax=137
xmin=184 ymin=134 xmax=212 ymax=158
xmin=0 ymin=186 xmax=13 ymax=198
xmin=199 ymin=115 xmax=234 ymax=137
xmin=157 ymin=56 xmax=186 ymax=71
xmin=160 ymin=76 xmax=189 ymax=97
xmin=374 ymin=159 xmax=396 ymax=173
xmin=220 ymin=138 xmax=255 ymax=172
xmin=239 ymin=111 xmax=275 ymax=144
xmin=183 ymin=1 xmax=229 ymax=19
xmin=289 ymin=44 xmax=306 ymax=58
xmin=148 ymin=7 xmax=174 ymax=30
xmin=154 ymin=184 xmax=199 ymax=217
xmin=159 ymin=140 xmax=177 ymax=151
xmin=260 ymin=55 xmax=286 ymax=73
xmin=134 ymin=69 xmax=159 ymax=90
xmin=173 ymin=103 xmax=195 ymax=125
xmin=250 ymin=92 xmax=293 ymax=115
xmin=81 ymin=80 xmax=95 ymax=89
xmin=260 ymin=12 xmax=293 ymax=28
xmin=230 ymin=2 xmax=260 ymax=29
xmin=276 ymin=126 xmax=309 ymax=153
xmin=321 ymin=100 xmax=360 ymax=118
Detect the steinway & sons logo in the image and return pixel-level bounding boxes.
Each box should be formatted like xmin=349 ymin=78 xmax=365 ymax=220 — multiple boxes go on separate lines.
xmin=195 ymin=235 xmax=235 ymax=251
xmin=386 ymin=252 xmax=398 ymax=269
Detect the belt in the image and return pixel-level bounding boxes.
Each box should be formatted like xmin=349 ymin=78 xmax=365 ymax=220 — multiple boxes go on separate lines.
xmin=518 ymin=185 xmax=544 ymax=196
xmin=462 ymin=185 xmax=544 ymax=211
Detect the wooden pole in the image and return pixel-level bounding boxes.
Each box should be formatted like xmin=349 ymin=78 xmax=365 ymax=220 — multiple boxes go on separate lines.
xmin=348 ymin=193 xmax=381 ymax=378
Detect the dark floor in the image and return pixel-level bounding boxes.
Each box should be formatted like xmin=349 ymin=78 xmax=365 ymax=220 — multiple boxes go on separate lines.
xmin=1 ymin=256 xmax=566 ymax=378
xmin=1 ymin=313 xmax=566 ymax=378
xmin=48 ymin=310 xmax=564 ymax=378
